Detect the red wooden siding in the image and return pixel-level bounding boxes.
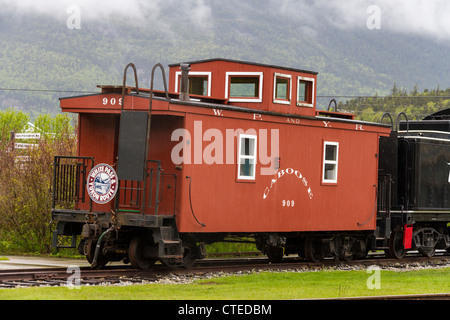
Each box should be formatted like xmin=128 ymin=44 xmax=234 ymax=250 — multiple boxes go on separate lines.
xmin=59 ymin=59 xmax=391 ymax=236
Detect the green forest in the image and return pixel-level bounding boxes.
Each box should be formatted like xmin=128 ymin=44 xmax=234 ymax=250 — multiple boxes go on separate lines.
xmin=339 ymin=84 xmax=450 ymax=122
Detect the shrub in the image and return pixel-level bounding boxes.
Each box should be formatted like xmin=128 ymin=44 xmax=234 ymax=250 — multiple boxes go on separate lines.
xmin=0 ymin=111 xmax=76 ymax=254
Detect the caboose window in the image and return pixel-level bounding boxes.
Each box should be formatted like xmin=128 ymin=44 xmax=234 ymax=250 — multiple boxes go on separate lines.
xmin=237 ymin=134 xmax=257 ymax=180
xmin=297 ymin=76 xmax=315 ymax=107
xmin=273 ymin=73 xmax=292 ymax=105
xmin=298 ymin=81 xmax=308 ymax=101
xmin=175 ymin=71 xmax=211 ymax=96
xmin=189 ymin=76 xmax=209 ymax=96
xmin=322 ymin=141 xmax=339 ymax=184
xmin=226 ymin=72 xmax=263 ymax=102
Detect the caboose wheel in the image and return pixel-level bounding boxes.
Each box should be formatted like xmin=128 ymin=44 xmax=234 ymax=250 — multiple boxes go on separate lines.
xmin=266 ymin=246 xmax=284 ymax=263
xmin=297 ymin=238 xmax=306 ymax=259
xmin=129 ymin=235 xmax=157 ymax=270
xmin=389 ymin=229 xmax=406 ymax=259
xmin=86 ymin=239 xmax=108 ymax=269
xmin=418 ymin=246 xmax=435 ymax=258
xmin=305 ymin=237 xmax=323 ymax=262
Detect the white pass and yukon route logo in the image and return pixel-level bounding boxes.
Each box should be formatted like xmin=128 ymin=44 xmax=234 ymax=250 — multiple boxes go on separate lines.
xmin=87 ymin=164 xmax=118 ymax=204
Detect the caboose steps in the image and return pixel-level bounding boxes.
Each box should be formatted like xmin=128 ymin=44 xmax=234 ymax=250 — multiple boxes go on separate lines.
xmin=159 ymin=240 xmax=183 ymax=259
xmin=155 ymin=226 xmax=184 ymax=259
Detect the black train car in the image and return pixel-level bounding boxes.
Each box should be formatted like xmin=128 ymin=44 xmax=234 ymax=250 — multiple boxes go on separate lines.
xmin=378 ymin=110 xmax=450 ymax=258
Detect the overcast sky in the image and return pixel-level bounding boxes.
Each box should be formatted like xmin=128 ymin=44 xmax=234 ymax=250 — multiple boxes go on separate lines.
xmin=2 ymin=0 xmax=450 ymax=42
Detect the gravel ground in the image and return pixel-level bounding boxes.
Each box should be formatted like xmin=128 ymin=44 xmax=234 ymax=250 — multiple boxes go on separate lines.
xmin=124 ymin=259 xmax=450 ymax=286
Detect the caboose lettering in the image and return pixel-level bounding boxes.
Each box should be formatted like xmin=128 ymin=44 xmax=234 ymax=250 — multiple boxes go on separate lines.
xmin=286 ymin=118 xmax=301 ymax=124
xmin=99 ymin=190 xmax=113 ymax=202
xmin=88 ymin=186 xmax=99 ymax=200
xmin=262 ymin=168 xmax=312 ymax=200
xmin=90 ymin=166 xmax=103 ymax=178
xmin=253 ymin=113 xmax=263 ymax=120
xmin=51 ymin=58 xmax=450 ymax=269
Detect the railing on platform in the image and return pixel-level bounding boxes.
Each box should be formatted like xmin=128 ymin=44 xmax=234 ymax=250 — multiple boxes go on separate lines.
xmin=52 ymin=156 xmax=94 ymax=210
xmin=116 ymin=160 xmax=177 ymax=216
xmin=51 ymin=157 xmax=177 ymax=216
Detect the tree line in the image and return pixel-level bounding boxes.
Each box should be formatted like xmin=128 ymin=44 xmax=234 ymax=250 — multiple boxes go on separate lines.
xmin=338 ymin=84 xmax=450 ymax=122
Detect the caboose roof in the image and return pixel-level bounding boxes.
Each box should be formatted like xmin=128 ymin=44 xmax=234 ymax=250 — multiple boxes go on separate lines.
xmin=168 ymin=58 xmax=318 ymax=76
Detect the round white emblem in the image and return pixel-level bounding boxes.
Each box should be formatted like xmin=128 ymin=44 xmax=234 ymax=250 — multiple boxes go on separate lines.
xmin=87 ymin=163 xmax=118 ymax=204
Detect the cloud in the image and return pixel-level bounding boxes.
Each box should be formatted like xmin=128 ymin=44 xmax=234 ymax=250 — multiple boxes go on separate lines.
xmin=271 ymin=0 xmax=450 ymax=41
xmin=379 ymin=0 xmax=450 ymax=40
xmin=0 ymin=0 xmax=212 ymax=29
xmin=0 ymin=0 xmax=150 ymax=21
xmin=4 ymin=0 xmax=450 ymax=41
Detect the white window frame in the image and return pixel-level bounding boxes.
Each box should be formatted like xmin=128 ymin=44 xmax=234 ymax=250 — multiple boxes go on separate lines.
xmin=174 ymin=71 xmax=212 ymax=96
xmin=322 ymin=141 xmax=339 ymax=184
xmin=237 ymin=134 xmax=257 ymax=180
xmin=273 ymin=73 xmax=292 ymax=105
xmin=225 ymin=72 xmax=263 ymax=102
xmin=297 ymin=76 xmax=315 ymax=108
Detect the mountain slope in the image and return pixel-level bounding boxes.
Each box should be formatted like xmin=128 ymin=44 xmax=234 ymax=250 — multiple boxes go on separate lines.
xmin=0 ymin=1 xmax=449 ymax=115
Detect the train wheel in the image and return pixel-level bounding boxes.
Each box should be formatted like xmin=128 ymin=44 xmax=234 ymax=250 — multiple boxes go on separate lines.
xmin=389 ymin=229 xmax=406 ymax=259
xmin=129 ymin=235 xmax=157 ymax=270
xmin=418 ymin=247 xmax=436 ymax=258
xmin=415 ymin=228 xmax=439 ymax=258
xmin=305 ymin=237 xmax=323 ymax=262
xmin=266 ymin=246 xmax=284 ymax=263
xmin=86 ymin=239 xmax=108 ymax=269
xmin=297 ymin=238 xmax=306 ymax=259
xmin=339 ymin=251 xmax=354 ymax=261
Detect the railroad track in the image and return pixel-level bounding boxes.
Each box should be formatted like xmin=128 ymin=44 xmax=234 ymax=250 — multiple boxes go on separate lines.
xmin=0 ymin=266 xmax=157 ymax=288
xmin=0 ymin=258 xmax=278 ymax=288
xmin=0 ymin=257 xmax=267 ymax=288
xmin=333 ymin=293 xmax=450 ymax=300
xmin=1 ymin=254 xmax=450 ymax=290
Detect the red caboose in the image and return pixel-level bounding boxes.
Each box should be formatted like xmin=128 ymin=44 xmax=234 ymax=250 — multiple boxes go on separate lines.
xmin=51 ymin=59 xmax=390 ymax=268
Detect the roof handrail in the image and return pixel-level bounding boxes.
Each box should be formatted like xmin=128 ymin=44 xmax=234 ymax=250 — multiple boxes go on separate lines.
xmin=121 ymin=63 xmax=140 ymax=111
xmin=396 ymin=112 xmax=409 ymax=133
xmin=327 ymin=99 xmax=337 ymax=112
xmin=380 ymin=112 xmax=394 ymax=129
xmin=149 ymin=63 xmax=170 ymax=112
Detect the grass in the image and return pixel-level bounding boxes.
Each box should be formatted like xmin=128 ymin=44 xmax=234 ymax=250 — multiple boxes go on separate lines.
xmin=205 ymin=240 xmax=258 ymax=257
xmin=1 ymin=267 xmax=450 ymax=300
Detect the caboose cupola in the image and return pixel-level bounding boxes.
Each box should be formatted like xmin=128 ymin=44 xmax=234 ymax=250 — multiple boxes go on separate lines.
xmin=169 ymin=58 xmax=318 ymax=117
